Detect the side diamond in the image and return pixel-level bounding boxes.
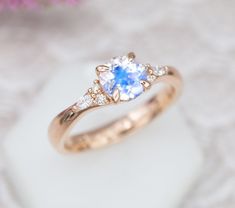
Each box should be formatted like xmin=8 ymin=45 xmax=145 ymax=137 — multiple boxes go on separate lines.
xmin=147 ymin=74 xmax=157 ymax=83
xmin=95 ymin=94 xmax=108 ymax=105
xmin=92 ymin=82 xmax=101 ymax=94
xmin=153 ymin=66 xmax=167 ymax=76
xmin=76 ymin=94 xmax=93 ymax=110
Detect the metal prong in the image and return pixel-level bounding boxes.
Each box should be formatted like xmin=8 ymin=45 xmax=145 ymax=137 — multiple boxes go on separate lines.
xmin=91 ymin=93 xmax=96 ymax=99
xmin=127 ymin=52 xmax=136 ymax=61
xmin=93 ymin=79 xmax=100 ymax=84
xmin=140 ymin=80 xmax=151 ymax=91
xmin=145 ymin=64 xmax=154 ymax=75
xmin=92 ymin=79 xmax=101 ymax=94
xmin=88 ymin=88 xmax=93 ymax=94
xmin=112 ymin=88 xmax=120 ymax=103
xmin=96 ymin=65 xmax=109 ymax=75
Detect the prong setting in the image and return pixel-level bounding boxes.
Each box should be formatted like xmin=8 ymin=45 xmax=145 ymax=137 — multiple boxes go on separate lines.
xmin=146 ymin=64 xmax=154 ymax=75
xmin=127 ymin=52 xmax=136 ymax=61
xmin=140 ymin=80 xmax=151 ymax=91
xmin=96 ymin=53 xmax=156 ymax=102
xmin=93 ymin=79 xmax=100 ymax=84
xmin=112 ymin=88 xmax=120 ymax=103
xmin=96 ymin=65 xmax=109 ymax=75
xmin=75 ymin=54 xmax=169 ymax=113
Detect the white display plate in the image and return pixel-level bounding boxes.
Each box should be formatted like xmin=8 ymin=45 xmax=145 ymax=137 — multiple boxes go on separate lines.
xmin=3 ymin=64 xmax=202 ymax=208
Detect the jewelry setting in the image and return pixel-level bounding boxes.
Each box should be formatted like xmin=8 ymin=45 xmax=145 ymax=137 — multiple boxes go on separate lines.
xmin=49 ymin=52 xmax=182 ymax=153
xmin=74 ymin=52 xmax=168 ymax=112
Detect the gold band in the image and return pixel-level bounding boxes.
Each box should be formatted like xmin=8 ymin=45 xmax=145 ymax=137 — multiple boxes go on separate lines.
xmin=48 ymin=58 xmax=182 ymax=153
xmin=49 ymin=67 xmax=182 ymax=153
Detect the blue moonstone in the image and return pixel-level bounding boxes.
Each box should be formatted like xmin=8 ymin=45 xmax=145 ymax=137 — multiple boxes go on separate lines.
xmin=98 ymin=56 xmax=147 ymax=101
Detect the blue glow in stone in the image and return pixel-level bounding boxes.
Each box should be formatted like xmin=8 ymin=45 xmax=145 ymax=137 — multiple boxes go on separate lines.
xmin=99 ymin=58 xmax=147 ymax=101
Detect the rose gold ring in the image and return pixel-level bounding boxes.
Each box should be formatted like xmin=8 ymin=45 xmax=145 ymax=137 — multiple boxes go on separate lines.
xmin=48 ymin=52 xmax=182 ymax=153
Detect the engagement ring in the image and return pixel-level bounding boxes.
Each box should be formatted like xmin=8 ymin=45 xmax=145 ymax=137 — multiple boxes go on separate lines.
xmin=48 ymin=52 xmax=182 ymax=153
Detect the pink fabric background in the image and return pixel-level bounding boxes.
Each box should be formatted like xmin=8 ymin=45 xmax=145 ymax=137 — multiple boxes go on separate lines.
xmin=0 ymin=0 xmax=78 ymax=9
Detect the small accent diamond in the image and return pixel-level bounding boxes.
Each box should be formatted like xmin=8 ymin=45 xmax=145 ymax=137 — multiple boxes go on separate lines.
xmin=92 ymin=83 xmax=100 ymax=94
xmin=95 ymin=94 xmax=107 ymax=105
xmin=76 ymin=94 xmax=93 ymax=109
xmin=153 ymin=66 xmax=167 ymax=76
xmin=147 ymin=74 xmax=157 ymax=83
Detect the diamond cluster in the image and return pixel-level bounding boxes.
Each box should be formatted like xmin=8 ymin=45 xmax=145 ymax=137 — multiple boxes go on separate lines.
xmin=75 ymin=82 xmax=109 ymax=110
xmin=147 ymin=65 xmax=168 ymax=83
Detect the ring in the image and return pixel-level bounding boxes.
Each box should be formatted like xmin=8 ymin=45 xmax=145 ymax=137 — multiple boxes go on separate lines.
xmin=48 ymin=52 xmax=182 ymax=153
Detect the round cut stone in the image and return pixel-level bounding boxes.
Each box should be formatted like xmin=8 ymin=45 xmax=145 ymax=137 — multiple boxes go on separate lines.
xmin=98 ymin=56 xmax=147 ymax=101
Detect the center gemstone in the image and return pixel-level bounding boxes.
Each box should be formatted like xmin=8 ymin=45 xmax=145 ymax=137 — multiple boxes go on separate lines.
xmin=98 ymin=56 xmax=147 ymax=101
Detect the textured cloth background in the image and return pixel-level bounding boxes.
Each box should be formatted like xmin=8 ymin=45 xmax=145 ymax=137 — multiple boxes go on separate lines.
xmin=0 ymin=0 xmax=235 ymax=207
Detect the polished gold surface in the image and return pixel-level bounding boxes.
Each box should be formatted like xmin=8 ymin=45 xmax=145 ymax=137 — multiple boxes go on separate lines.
xmin=48 ymin=64 xmax=182 ymax=153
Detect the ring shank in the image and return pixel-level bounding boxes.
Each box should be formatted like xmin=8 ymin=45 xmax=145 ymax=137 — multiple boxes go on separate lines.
xmin=48 ymin=66 xmax=182 ymax=153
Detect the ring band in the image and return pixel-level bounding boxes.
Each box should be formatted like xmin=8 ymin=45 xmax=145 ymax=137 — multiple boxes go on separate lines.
xmin=48 ymin=52 xmax=182 ymax=153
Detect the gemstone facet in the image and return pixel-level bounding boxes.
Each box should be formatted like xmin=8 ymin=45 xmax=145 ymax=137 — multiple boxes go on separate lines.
xmin=98 ymin=56 xmax=148 ymax=101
